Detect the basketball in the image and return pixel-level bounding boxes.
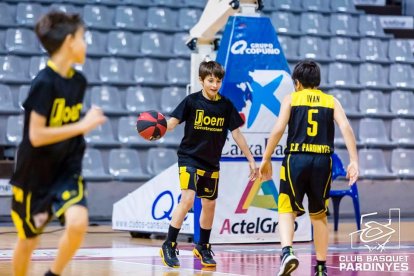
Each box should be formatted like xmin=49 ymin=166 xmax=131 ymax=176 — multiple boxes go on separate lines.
xmin=136 ymin=111 xmax=167 ymax=141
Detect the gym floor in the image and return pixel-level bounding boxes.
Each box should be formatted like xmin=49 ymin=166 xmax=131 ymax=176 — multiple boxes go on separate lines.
xmin=0 ymin=221 xmax=413 ymax=275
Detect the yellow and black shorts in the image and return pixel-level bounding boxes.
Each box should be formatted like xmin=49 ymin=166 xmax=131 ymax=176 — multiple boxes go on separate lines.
xmin=11 ymin=174 xmax=87 ymax=239
xmin=179 ymin=166 xmax=219 ymax=200
xmin=278 ymin=154 xmax=331 ymax=217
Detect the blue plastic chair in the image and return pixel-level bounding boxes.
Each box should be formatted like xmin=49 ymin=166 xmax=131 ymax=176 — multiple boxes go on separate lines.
xmin=330 ymin=153 xmax=361 ymax=231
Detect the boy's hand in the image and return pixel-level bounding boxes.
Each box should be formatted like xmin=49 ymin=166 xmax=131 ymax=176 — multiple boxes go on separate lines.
xmin=346 ymin=161 xmax=359 ymax=186
xmin=248 ymin=161 xmax=257 ymax=181
xmin=81 ymin=106 xmax=107 ymax=134
xmin=259 ymin=159 xmax=272 ymax=181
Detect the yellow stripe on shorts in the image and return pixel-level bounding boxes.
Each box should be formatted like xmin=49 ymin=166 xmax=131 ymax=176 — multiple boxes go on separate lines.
xmin=278 ymin=193 xmax=293 ymax=213
xmin=179 ymin=167 xmax=190 ymax=190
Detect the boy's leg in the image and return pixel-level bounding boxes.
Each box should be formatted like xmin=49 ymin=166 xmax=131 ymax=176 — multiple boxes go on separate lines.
xmin=50 ymin=205 xmax=88 ymax=275
xmin=277 ymin=212 xmax=299 ymax=276
xmin=311 ymin=214 xmax=329 ymax=275
xmin=161 ymin=189 xmax=195 ymax=268
xmin=193 ymin=198 xmax=216 ymax=267
xmin=13 ymin=236 xmax=40 ymax=276
xmin=170 ymin=189 xmax=196 ymax=230
xmin=11 ymin=186 xmax=47 ymax=276
xmin=199 ymin=198 xmax=216 ymax=229
xmin=279 ymin=212 xmax=296 ymax=247
xmin=308 ymin=155 xmax=331 ymax=275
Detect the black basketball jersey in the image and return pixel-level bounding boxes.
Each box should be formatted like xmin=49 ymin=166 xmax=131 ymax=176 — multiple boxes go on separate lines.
xmin=171 ymin=91 xmax=244 ymax=171
xmin=285 ymin=89 xmax=334 ymax=155
xmin=10 ymin=61 xmax=87 ymax=191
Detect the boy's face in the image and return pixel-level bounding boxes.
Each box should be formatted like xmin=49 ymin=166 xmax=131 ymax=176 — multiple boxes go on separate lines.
xmin=69 ymin=27 xmax=86 ymax=64
xmin=200 ymin=74 xmax=222 ymax=100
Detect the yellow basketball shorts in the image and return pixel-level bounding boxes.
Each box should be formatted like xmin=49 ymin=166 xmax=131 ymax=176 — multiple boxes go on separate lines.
xmin=179 ymin=166 xmax=219 ymax=200
xmin=11 ymin=174 xmax=87 ymax=239
xmin=278 ymin=154 xmax=331 ymax=217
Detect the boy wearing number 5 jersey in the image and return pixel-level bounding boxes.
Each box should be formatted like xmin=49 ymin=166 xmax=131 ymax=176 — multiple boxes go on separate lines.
xmin=259 ymin=60 xmax=359 ymax=276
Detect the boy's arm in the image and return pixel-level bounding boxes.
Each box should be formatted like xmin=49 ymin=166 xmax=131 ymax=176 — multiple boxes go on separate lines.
xmin=231 ymin=128 xmax=257 ymax=180
xmin=167 ymin=117 xmax=180 ymax=131
xmin=259 ymin=94 xmax=292 ymax=180
xmin=29 ymin=106 xmax=106 ymax=147
xmin=333 ymin=98 xmax=359 ymax=185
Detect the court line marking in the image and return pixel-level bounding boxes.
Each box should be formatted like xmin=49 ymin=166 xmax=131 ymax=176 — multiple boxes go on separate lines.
xmin=112 ymin=260 xmax=249 ymax=276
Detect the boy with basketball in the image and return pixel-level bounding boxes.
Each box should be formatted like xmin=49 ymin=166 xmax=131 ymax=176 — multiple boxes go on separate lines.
xmin=10 ymin=11 xmax=106 ymax=276
xmin=160 ymin=60 xmax=257 ymax=268
xmin=259 ymin=60 xmax=358 ymax=276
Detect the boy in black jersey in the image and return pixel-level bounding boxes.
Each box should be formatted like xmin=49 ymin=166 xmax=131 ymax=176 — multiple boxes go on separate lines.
xmin=259 ymin=60 xmax=358 ymax=276
xmin=9 ymin=12 xmax=106 ymax=276
xmin=160 ymin=61 xmax=257 ymax=268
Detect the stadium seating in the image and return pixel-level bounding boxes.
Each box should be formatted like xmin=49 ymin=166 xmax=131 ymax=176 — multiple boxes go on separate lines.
xmin=114 ymin=6 xmax=146 ymax=31
xmin=358 ymin=90 xmax=392 ymax=117
xmin=17 ymin=85 xmax=30 ymax=110
xmin=5 ymin=28 xmax=40 ymax=55
xmin=160 ymin=86 xmax=187 ymax=115
xmin=108 ymin=148 xmax=149 ymax=181
xmin=82 ymin=148 xmax=112 ymax=181
xmin=358 ymin=38 xmax=389 ymax=63
xmin=390 ymin=90 xmax=414 ymax=116
xmin=108 ymin=30 xmax=140 ymax=56
xmin=358 ymin=149 xmax=396 ymax=179
xmin=16 ymin=3 xmax=43 ymax=27
xmin=125 ymin=86 xmax=159 ymax=113
xmin=133 ymin=58 xmax=166 ymax=85
xmin=358 ymin=118 xmax=393 ymax=147
xmin=329 ymin=37 xmax=359 ymax=63
xmin=6 ymin=115 xmax=23 ymax=145
xmin=390 ymin=118 xmax=414 ymax=146
xmin=147 ymin=147 xmax=177 ymax=176
xmin=391 ymin=148 xmax=414 ymax=179
xmin=0 ymin=84 xmax=19 ymax=114
xmin=85 ymin=120 xmax=119 ymax=147
xmin=140 ymin=31 xmax=171 ymax=57
xmin=117 ymin=116 xmax=153 ymax=146
xmin=90 ymin=86 xmax=127 ymax=115
xmin=329 ymin=14 xmax=359 ymax=37
xmin=388 ymin=40 xmax=414 ymax=63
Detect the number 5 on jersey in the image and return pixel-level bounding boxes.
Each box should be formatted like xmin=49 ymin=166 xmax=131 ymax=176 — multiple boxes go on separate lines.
xmin=307 ymin=109 xmax=318 ymax=137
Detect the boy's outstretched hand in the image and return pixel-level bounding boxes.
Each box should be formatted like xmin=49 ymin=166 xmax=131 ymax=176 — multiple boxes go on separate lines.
xmin=259 ymin=159 xmax=272 ymax=181
xmin=81 ymin=106 xmax=107 ymax=134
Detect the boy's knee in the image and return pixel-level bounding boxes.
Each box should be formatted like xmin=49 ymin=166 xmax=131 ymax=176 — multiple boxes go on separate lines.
xmin=310 ymin=212 xmax=328 ymax=221
xmin=201 ymin=199 xmax=216 ymax=209
xmin=179 ymin=197 xmax=194 ymax=211
xmin=66 ymin=217 xmax=88 ymax=234
xmin=18 ymin=236 xmax=39 ymax=250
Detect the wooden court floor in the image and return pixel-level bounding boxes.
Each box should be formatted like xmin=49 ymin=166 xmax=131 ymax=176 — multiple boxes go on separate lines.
xmin=1 ymin=221 xmax=414 ymax=275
